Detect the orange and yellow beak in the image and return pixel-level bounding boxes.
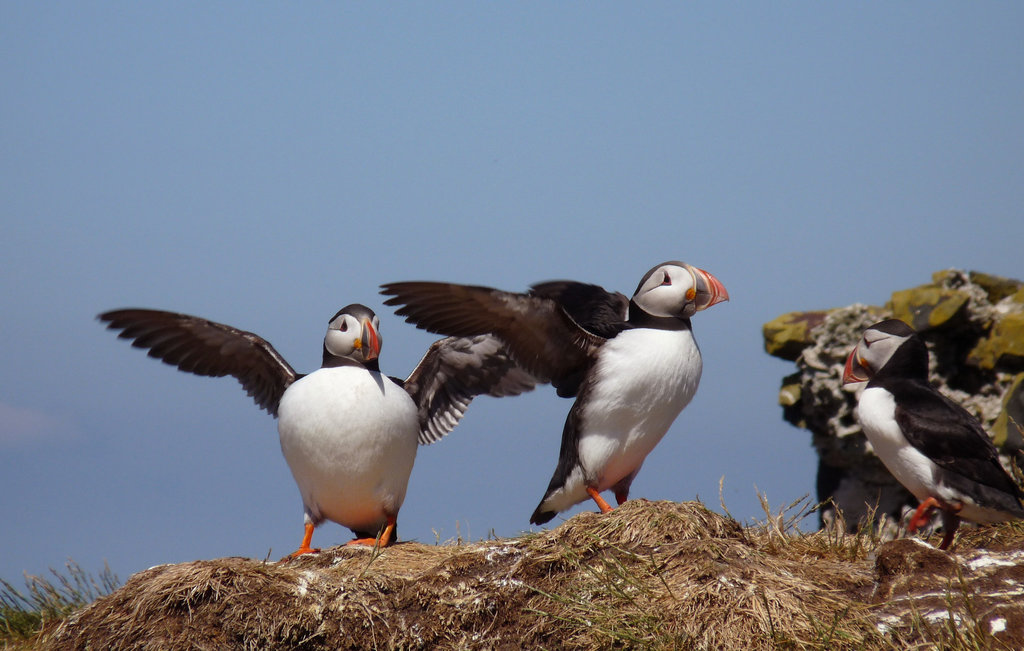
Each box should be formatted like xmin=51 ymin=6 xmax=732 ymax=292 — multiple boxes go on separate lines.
xmin=692 ymin=267 xmax=729 ymax=311
xmin=357 ymin=318 xmax=381 ymax=361
xmin=842 ymin=347 xmax=870 ymax=384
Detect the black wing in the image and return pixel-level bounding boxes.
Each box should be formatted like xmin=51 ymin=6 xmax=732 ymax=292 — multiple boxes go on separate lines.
xmin=528 ymin=280 xmax=629 ymax=339
xmin=892 ymin=382 xmax=1024 ymax=499
xmin=380 ymin=280 xmax=625 ymax=397
xmin=99 ymin=308 xmax=299 ymax=417
xmin=398 ymin=334 xmax=538 ymax=445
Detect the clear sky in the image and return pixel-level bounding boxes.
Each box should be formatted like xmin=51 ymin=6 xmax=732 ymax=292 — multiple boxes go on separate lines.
xmin=2 ymin=3 xmax=1022 ymax=584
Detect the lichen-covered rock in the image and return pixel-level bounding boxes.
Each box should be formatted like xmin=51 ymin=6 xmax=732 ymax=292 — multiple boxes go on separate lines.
xmin=762 ymin=310 xmax=829 ymax=361
xmin=966 ymin=271 xmax=1024 ymax=304
xmin=765 ymin=270 xmax=1024 ymax=533
xmin=888 ymin=285 xmax=970 ymax=331
xmin=993 ymin=373 xmax=1024 ymax=452
xmin=970 ymin=312 xmax=1024 ymax=370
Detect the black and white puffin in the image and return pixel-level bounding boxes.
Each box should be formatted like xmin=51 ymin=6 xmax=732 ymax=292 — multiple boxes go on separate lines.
xmin=380 ymin=261 xmax=728 ymax=524
xmin=842 ymin=318 xmax=1024 ymax=550
xmin=99 ymin=305 xmax=535 ymax=556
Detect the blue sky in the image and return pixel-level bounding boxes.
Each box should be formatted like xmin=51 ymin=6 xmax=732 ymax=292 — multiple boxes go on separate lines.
xmin=2 ymin=4 xmax=1022 ymax=584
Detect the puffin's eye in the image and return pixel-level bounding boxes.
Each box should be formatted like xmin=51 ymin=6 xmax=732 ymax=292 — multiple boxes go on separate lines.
xmin=339 ymin=320 xmax=348 ymax=332
xmin=661 ymin=274 xmax=672 ymax=286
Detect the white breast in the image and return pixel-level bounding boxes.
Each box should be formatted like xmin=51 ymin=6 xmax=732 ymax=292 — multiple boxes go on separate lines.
xmin=578 ymin=326 xmax=703 ymax=489
xmin=857 ymin=387 xmax=938 ymax=502
xmin=276 ymin=366 xmax=419 ymax=533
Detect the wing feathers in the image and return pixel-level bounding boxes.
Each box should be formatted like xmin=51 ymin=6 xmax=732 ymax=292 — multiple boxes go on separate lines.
xmin=100 ymin=309 xmax=299 ymax=417
xmin=381 ymin=280 xmax=617 ymax=393
xmin=403 ymin=334 xmax=538 ymax=444
xmin=893 ymin=384 xmax=1024 ymax=500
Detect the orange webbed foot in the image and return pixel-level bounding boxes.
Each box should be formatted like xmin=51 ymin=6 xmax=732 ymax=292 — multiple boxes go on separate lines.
xmin=346 ymin=518 xmax=396 ymax=549
xmin=907 ymin=496 xmax=941 ymax=533
xmin=586 ymin=486 xmax=614 ymax=514
xmin=281 ymin=522 xmax=320 ymax=560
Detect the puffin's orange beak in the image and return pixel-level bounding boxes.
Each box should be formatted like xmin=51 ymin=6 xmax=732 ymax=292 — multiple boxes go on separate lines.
xmin=842 ymin=347 xmax=870 ymax=384
xmin=360 ymin=318 xmax=381 ymax=361
xmin=692 ymin=267 xmax=729 ymax=311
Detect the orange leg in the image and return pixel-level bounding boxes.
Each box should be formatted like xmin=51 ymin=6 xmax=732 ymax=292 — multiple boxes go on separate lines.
xmin=907 ymin=496 xmax=940 ymax=533
xmin=908 ymin=497 xmax=963 ymax=550
xmin=286 ymin=522 xmax=320 ymax=558
xmin=586 ymin=486 xmax=614 ymax=514
xmin=347 ymin=515 xmax=397 ymax=548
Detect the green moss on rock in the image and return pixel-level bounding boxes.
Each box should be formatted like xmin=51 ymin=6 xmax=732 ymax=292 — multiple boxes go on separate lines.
xmin=970 ymin=313 xmax=1024 ymax=370
xmin=778 ymin=383 xmax=801 ymax=407
xmin=887 ymin=286 xmax=970 ymax=331
xmin=762 ymin=311 xmax=828 ymax=361
xmin=967 ymin=271 xmax=1024 ymax=304
xmin=992 ymin=373 xmax=1024 ymax=451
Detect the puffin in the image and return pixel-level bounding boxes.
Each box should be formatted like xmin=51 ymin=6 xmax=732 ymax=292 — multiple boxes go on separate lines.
xmin=380 ymin=261 xmax=729 ymax=524
xmin=842 ymin=318 xmax=1024 ymax=549
xmin=99 ymin=304 xmax=535 ymax=556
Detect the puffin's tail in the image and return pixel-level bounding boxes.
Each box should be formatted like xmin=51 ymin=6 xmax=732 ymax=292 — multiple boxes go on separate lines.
xmin=530 ymin=503 xmax=557 ymax=525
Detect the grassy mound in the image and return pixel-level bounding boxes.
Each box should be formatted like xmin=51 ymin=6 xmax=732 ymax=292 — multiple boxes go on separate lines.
xmin=18 ymin=500 xmax=1024 ymax=649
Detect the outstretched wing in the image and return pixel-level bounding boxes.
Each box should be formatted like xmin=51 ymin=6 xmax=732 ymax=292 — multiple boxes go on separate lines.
xmin=380 ymin=280 xmax=625 ymax=396
xmin=99 ymin=308 xmax=299 ymax=417
xmin=527 ymin=280 xmax=629 ymax=339
xmin=399 ymin=334 xmax=538 ymax=444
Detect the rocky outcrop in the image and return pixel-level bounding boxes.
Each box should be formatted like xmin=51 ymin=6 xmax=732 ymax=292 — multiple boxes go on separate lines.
xmin=763 ymin=269 xmax=1024 ymax=531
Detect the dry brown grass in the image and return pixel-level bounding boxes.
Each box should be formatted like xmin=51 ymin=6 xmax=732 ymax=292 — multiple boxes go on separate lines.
xmin=26 ymin=499 xmax=1024 ymax=650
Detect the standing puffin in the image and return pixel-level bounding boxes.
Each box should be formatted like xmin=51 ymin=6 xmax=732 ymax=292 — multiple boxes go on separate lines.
xmin=100 ymin=305 xmax=535 ymax=556
xmin=380 ymin=261 xmax=728 ymax=524
xmin=842 ymin=318 xmax=1024 ymax=549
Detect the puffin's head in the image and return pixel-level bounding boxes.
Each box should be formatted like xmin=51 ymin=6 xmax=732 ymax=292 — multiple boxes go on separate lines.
xmin=842 ymin=319 xmax=916 ymax=384
xmin=324 ymin=304 xmax=381 ymax=365
xmin=630 ymin=261 xmax=729 ymax=319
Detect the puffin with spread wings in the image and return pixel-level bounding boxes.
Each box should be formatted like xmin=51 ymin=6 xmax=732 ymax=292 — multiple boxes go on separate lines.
xmin=381 ymin=261 xmax=728 ymax=524
xmin=100 ymin=304 xmax=535 ymax=556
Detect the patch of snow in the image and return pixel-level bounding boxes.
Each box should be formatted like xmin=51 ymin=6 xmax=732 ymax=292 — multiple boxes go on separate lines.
xmin=990 ymin=617 xmax=1007 ymax=635
xmin=977 ymin=588 xmax=1024 ymax=599
xmin=476 ymin=543 xmax=522 ymax=563
xmin=887 ymin=591 xmax=957 ymax=604
xmin=717 ymin=576 xmax=739 ymax=589
xmin=966 ymin=550 xmax=1024 ymax=571
xmin=876 ymin=614 xmax=902 ymax=634
xmin=924 ymin=610 xmax=963 ymax=626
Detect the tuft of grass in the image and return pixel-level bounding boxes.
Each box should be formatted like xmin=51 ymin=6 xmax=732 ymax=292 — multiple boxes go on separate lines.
xmin=1 ymin=560 xmax=119 ymax=644
xmin=525 ymin=533 xmax=691 ymax=649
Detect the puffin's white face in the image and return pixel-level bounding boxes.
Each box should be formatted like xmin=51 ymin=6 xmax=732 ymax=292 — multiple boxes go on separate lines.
xmin=632 ymin=262 xmax=729 ymax=319
xmin=324 ymin=311 xmax=381 ymax=362
xmin=842 ymin=320 xmax=914 ymax=383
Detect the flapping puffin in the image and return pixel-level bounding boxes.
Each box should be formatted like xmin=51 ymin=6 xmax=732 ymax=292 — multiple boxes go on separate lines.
xmin=380 ymin=261 xmax=728 ymax=524
xmin=99 ymin=305 xmax=535 ymax=556
xmin=842 ymin=318 xmax=1024 ymax=549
